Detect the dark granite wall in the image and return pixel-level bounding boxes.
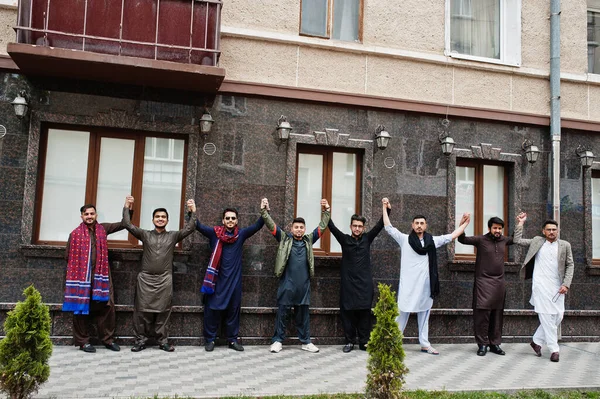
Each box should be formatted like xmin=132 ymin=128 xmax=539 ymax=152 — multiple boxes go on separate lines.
xmin=1 ymin=72 xmax=599 ymax=337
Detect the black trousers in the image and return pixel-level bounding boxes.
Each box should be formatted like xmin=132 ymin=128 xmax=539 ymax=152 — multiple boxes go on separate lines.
xmin=341 ymin=308 xmax=372 ymax=345
xmin=203 ymin=304 xmax=241 ymax=343
xmin=473 ymin=308 xmax=504 ymax=346
xmin=272 ymin=305 xmax=310 ymax=344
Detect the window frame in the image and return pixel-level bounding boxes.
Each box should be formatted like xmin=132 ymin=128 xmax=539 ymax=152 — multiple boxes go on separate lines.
xmin=455 ymin=158 xmax=509 ymax=261
xmin=295 ymin=144 xmax=363 ymax=256
xmin=444 ymin=0 xmax=522 ymax=67
xmin=588 ymin=6 xmax=600 ymax=75
xmin=299 ymin=0 xmax=364 ymax=43
xmin=591 ymin=169 xmax=600 ymax=264
xmin=33 ymin=124 xmax=188 ymax=248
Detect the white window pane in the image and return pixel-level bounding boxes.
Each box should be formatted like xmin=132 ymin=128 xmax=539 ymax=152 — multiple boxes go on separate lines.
xmin=174 ymin=140 xmax=185 ymax=161
xmin=450 ymin=0 xmax=500 ymax=59
xmin=155 ymin=138 xmax=170 ymax=159
xmin=39 ymin=129 xmax=90 ymax=242
xmin=482 ymin=165 xmax=505 ymax=233
xmin=333 ymin=0 xmax=359 ymax=41
xmin=140 ymin=138 xmax=185 ymax=232
xmin=588 ymin=10 xmax=600 ymax=74
xmin=96 ymin=138 xmax=135 ymax=241
xmin=297 ymin=153 xmax=323 ymax=249
xmin=301 ymin=0 xmax=328 ymax=37
xmin=455 ymin=166 xmax=475 ymax=255
xmin=592 ymin=177 xmax=600 ymax=258
xmin=330 ymin=152 xmax=357 ymax=253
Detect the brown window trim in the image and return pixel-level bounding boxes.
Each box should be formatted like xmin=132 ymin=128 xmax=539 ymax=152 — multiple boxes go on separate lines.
xmin=34 ymin=124 xmax=189 ymax=249
xmin=455 ymin=159 xmax=509 ymax=261
xmin=295 ymin=144 xmax=363 ymax=256
xmin=299 ymin=0 xmax=364 ymax=43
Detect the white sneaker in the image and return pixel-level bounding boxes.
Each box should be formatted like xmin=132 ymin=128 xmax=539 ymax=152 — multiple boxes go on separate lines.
xmin=301 ymin=343 xmax=319 ymax=353
xmin=270 ymin=341 xmax=283 ymax=353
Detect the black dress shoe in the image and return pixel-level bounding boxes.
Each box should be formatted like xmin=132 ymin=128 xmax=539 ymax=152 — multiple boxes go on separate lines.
xmin=343 ymin=343 xmax=354 ymax=353
xmin=530 ymin=342 xmax=542 ymax=357
xmin=488 ymin=344 xmax=505 ymax=355
xmin=80 ymin=343 xmax=96 ymax=353
xmin=104 ymin=342 xmax=120 ymax=352
xmin=228 ymin=341 xmax=244 ymax=351
xmin=359 ymin=343 xmax=368 ymax=351
xmin=205 ymin=341 xmax=215 ymax=352
xmin=131 ymin=343 xmax=146 ymax=352
xmin=477 ymin=344 xmax=487 ymax=356
xmin=159 ymin=343 xmax=175 ymax=352
xmin=550 ymin=352 xmax=559 ymax=362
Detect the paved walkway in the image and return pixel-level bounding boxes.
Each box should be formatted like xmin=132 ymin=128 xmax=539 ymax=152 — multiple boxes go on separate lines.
xmin=25 ymin=342 xmax=600 ymax=398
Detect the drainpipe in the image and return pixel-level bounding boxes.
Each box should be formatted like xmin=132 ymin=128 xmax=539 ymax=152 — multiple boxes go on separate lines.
xmin=550 ymin=0 xmax=561 ymax=224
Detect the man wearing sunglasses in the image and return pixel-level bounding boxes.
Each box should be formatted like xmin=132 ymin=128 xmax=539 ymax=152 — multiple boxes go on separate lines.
xmin=196 ymin=204 xmax=264 ymax=352
xmin=513 ymin=214 xmax=574 ymax=362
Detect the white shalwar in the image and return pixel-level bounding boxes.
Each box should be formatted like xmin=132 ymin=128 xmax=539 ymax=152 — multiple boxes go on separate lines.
xmin=385 ymin=225 xmax=452 ymax=347
xmin=530 ymin=240 xmax=564 ymax=353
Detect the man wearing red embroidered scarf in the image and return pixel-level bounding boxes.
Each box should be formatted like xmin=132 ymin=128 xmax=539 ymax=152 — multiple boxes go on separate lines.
xmin=64 ymin=203 xmax=130 ymax=353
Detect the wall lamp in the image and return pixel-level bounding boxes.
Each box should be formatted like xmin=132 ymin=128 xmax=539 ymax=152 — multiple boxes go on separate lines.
xmin=276 ymin=115 xmax=292 ymax=141
xmin=438 ymin=131 xmax=455 ymax=156
xmin=521 ymin=139 xmax=540 ymax=164
xmin=12 ymin=91 xmax=28 ymax=118
xmin=576 ymin=145 xmax=595 ymax=168
xmin=199 ymin=109 xmax=215 ymax=139
xmin=375 ymin=125 xmax=391 ymax=150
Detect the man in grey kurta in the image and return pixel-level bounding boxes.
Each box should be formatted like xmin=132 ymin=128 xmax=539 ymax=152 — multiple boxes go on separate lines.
xmin=122 ymin=196 xmax=197 ymax=352
xmin=458 ymin=216 xmax=512 ymax=356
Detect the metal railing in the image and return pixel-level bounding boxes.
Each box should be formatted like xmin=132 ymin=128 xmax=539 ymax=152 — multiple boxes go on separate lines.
xmin=14 ymin=0 xmax=222 ymax=66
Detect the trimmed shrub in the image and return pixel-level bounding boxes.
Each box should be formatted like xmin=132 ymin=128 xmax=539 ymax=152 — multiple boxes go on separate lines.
xmin=0 ymin=285 xmax=52 ymax=399
xmin=366 ymin=283 xmax=409 ymax=399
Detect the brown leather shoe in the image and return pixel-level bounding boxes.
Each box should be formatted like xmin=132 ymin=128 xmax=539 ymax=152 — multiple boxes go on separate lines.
xmin=530 ymin=342 xmax=542 ymax=357
xmin=550 ymin=352 xmax=559 ymax=362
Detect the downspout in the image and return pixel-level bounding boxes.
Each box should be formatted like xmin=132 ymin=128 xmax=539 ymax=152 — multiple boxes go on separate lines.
xmin=550 ymin=0 xmax=561 ymax=223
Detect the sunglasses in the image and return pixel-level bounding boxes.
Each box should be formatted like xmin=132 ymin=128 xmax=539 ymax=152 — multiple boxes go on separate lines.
xmin=224 ymin=216 xmax=237 ymax=221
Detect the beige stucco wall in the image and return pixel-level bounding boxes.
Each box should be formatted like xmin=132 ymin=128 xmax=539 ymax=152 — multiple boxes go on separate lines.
xmin=0 ymin=7 xmax=16 ymax=56
xmin=221 ymin=0 xmax=299 ymax=35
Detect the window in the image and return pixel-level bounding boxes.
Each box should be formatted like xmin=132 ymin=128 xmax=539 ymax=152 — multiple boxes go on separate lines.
xmin=445 ymin=0 xmax=521 ymax=66
xmin=455 ymin=160 xmax=507 ymax=257
xmin=300 ymin=0 xmax=362 ymax=42
xmin=296 ymin=145 xmax=362 ymax=255
xmin=592 ymin=171 xmax=600 ymax=260
xmin=588 ymin=1 xmax=600 ymax=74
xmin=35 ymin=127 xmax=187 ymax=247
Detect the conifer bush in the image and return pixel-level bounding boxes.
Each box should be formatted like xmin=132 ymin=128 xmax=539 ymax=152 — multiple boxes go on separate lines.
xmin=365 ymin=283 xmax=408 ymax=399
xmin=0 ymin=285 xmax=52 ymax=399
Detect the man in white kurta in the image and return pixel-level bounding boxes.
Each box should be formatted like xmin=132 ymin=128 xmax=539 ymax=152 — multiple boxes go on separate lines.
xmin=382 ymin=198 xmax=470 ymax=355
xmin=513 ymin=214 xmax=574 ymax=363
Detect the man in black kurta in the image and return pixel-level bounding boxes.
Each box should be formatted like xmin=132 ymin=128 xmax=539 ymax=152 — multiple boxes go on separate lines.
xmin=122 ymin=196 xmax=197 ymax=352
xmin=457 ymin=216 xmax=513 ymax=356
xmin=328 ymin=207 xmax=388 ymax=353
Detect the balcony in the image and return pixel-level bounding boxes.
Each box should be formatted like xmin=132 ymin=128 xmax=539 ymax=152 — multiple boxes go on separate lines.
xmin=8 ymin=0 xmax=225 ymax=93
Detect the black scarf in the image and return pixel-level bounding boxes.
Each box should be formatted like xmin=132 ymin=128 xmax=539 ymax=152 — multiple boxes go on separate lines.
xmin=408 ymin=231 xmax=439 ymax=299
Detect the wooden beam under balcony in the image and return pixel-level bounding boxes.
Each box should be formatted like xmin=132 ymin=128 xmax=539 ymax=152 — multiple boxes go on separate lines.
xmin=7 ymin=43 xmax=225 ymax=93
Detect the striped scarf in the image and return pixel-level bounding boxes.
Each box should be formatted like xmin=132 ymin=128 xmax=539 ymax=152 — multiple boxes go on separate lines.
xmin=63 ymin=222 xmax=110 ymax=315
xmin=201 ymin=226 xmax=239 ymax=295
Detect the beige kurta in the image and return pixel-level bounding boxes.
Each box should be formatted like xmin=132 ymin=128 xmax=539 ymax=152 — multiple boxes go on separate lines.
xmin=122 ymin=207 xmax=196 ymax=312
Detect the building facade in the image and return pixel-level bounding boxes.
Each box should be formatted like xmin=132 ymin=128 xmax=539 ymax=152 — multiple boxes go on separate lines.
xmin=0 ymin=0 xmax=599 ymax=344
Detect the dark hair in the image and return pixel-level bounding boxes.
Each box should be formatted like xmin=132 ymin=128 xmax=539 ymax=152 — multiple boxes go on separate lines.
xmin=292 ymin=217 xmax=306 ymax=225
xmin=222 ymin=208 xmax=239 ymax=219
xmin=412 ymin=215 xmax=427 ymax=222
xmin=350 ymin=214 xmax=366 ymax=225
xmin=487 ymin=217 xmax=505 ymax=229
xmin=80 ymin=204 xmax=96 ymax=213
xmin=543 ymin=219 xmax=558 ymax=229
xmin=153 ymin=208 xmax=169 ymax=219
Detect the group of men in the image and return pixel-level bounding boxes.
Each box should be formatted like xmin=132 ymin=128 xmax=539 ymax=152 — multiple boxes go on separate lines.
xmin=63 ymin=196 xmax=574 ymax=362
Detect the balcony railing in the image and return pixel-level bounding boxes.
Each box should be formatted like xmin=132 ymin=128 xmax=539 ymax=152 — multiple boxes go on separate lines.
xmin=14 ymin=0 xmax=222 ymax=67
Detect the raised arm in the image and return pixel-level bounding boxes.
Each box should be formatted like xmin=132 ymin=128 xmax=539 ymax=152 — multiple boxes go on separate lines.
xmin=449 ymin=213 xmax=471 ymax=240
xmin=175 ymin=199 xmax=198 ymax=242
xmin=512 ymin=212 xmax=532 ymax=246
xmin=366 ymin=207 xmax=390 ymax=243
xmin=327 ymin=218 xmax=345 ymax=243
xmin=260 ymin=198 xmax=282 ymax=242
xmin=240 ymin=216 xmax=265 ymax=239
xmin=382 ymin=197 xmax=392 ymax=226
xmin=122 ymin=196 xmax=145 ymax=240
xmin=309 ymin=199 xmax=331 ymax=244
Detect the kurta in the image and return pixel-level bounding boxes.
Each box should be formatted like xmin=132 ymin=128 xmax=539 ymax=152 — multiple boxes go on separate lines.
xmin=531 ymin=241 xmax=565 ymax=314
xmin=122 ymin=207 xmax=196 ymax=312
xmin=328 ymin=215 xmax=385 ymax=310
xmin=277 ymin=239 xmax=311 ymax=305
xmin=457 ymin=233 xmax=513 ymax=309
xmin=196 ymin=217 xmax=264 ymax=310
xmin=385 ymin=225 xmax=452 ymax=312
